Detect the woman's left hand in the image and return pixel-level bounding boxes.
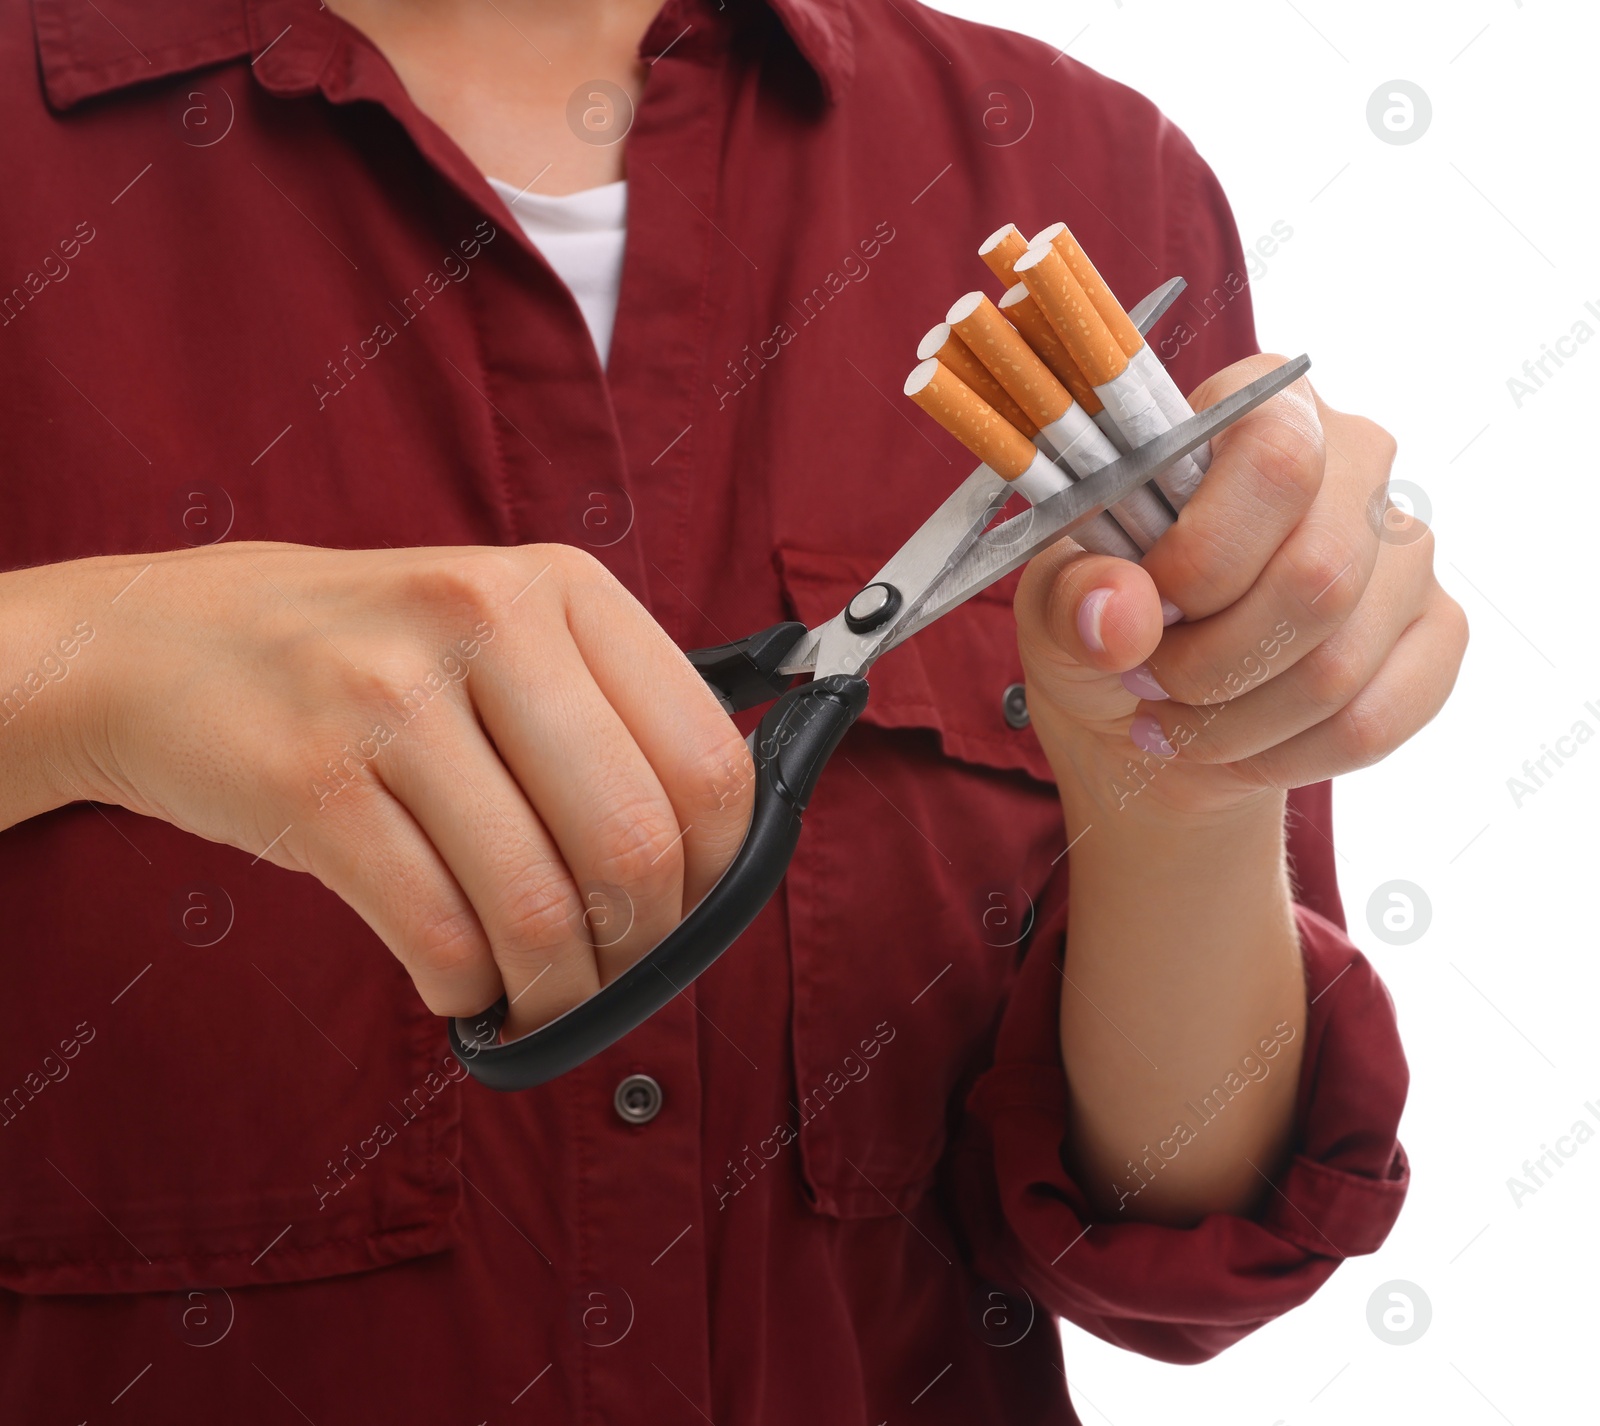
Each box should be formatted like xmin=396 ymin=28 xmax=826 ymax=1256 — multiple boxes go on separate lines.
xmin=1014 ymin=353 xmax=1470 ymax=817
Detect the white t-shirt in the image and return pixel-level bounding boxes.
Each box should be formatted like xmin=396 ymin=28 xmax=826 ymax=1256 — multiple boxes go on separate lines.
xmin=487 ymin=177 xmax=628 ymax=368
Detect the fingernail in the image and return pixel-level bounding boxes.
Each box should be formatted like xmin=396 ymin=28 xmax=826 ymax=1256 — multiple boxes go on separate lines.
xmin=1130 ymin=712 xmax=1176 ymax=758
xmin=1078 ymin=587 xmax=1114 ymax=653
xmin=1120 ymin=665 xmax=1168 ymax=701
xmin=1160 ymin=600 xmax=1184 ymax=626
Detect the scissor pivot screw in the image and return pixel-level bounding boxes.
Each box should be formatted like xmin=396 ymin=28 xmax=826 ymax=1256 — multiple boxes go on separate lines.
xmin=845 ymin=582 xmax=902 ymax=633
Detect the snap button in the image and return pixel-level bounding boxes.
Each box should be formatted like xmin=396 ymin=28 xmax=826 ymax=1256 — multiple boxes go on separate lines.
xmin=613 ymin=1073 xmax=662 ymax=1125
xmin=1002 ymin=682 xmax=1030 ymax=730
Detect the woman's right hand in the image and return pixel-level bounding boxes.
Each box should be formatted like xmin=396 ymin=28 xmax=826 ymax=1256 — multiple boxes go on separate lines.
xmin=3 ymin=542 xmax=756 ymax=1040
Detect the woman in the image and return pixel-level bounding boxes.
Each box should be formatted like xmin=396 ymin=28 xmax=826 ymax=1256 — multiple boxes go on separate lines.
xmin=0 ymin=0 xmax=1465 ymax=1419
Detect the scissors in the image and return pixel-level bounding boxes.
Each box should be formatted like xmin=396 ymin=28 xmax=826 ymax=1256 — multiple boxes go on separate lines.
xmin=451 ymin=279 xmax=1311 ymax=1090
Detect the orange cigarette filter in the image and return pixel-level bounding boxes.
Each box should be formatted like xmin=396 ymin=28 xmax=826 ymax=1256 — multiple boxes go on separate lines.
xmin=916 ymin=323 xmax=1039 ymax=437
xmin=946 ymin=291 xmax=1070 ymax=429
xmin=1013 ymin=243 xmax=1128 ymax=386
xmin=904 ymin=359 xmax=1037 ymax=481
xmin=1035 ymin=220 xmax=1143 ymax=359
xmin=977 ymin=223 xmax=1031 ymax=285
xmin=997 ymin=283 xmax=1104 ymax=416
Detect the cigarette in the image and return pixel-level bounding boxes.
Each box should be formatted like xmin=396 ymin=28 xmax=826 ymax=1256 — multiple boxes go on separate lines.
xmin=946 ymin=292 xmax=1066 ymax=432
xmin=903 ymin=359 xmax=1139 ymax=560
xmin=916 ymin=323 xmax=1038 ymax=437
xmin=946 ymin=292 xmax=1168 ymax=550
xmin=904 ymin=358 xmax=1056 ymax=495
xmin=1036 ymin=221 xmax=1213 ymax=500
xmin=996 ymin=283 xmax=1105 ymax=417
xmin=1032 ymin=221 xmax=1144 ymax=357
xmin=1014 ymin=240 xmax=1205 ymax=510
xmin=1011 ymin=242 xmax=1127 ymax=384
xmin=977 ymin=223 xmax=1031 ymax=284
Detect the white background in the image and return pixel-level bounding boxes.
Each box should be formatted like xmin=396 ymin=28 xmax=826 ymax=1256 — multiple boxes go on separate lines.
xmin=923 ymin=0 xmax=1599 ymax=1421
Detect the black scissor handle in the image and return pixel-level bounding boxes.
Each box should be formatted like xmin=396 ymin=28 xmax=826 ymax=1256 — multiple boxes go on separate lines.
xmin=449 ymin=654 xmax=868 ymax=1091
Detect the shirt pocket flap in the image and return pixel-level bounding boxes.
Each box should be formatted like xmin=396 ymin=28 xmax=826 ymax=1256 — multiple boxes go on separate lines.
xmin=0 ymin=824 xmax=464 ymax=1296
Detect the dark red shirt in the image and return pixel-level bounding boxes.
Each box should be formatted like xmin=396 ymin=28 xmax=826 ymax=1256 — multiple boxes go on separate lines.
xmin=0 ymin=0 xmax=1409 ymax=1420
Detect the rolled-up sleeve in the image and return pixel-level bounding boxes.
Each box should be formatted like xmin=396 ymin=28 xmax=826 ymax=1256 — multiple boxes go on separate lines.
xmin=948 ymin=785 xmax=1409 ymax=1364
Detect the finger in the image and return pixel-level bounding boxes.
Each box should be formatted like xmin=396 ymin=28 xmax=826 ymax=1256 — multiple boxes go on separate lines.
xmin=1128 ymin=535 xmax=1437 ymax=767
xmin=374 ymin=698 xmax=601 ymax=1040
xmin=557 ymin=554 xmax=756 ymax=910
xmin=1140 ymin=354 xmax=1325 ymax=620
xmin=1015 ymin=543 xmax=1164 ymax=677
xmin=1221 ymin=590 xmax=1468 ymax=789
xmin=1139 ymin=421 xmax=1385 ymax=708
xmin=302 ymin=776 xmax=501 ymax=1018
xmin=470 ymin=613 xmax=687 ymax=990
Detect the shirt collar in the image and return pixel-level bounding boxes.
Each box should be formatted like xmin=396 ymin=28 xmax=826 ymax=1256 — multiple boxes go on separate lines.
xmin=764 ymin=0 xmax=854 ymax=102
xmin=32 ymin=0 xmax=855 ymax=111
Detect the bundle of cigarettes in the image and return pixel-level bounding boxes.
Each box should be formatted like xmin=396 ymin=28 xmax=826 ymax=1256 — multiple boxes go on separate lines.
xmin=905 ymin=221 xmax=1209 ymax=569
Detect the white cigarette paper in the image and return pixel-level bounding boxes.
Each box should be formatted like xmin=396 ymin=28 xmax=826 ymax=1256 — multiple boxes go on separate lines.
xmin=1015 ymin=237 xmax=1206 ymax=512
xmin=943 ymin=290 xmax=1165 ymax=553
xmin=1129 ymin=345 xmax=1213 ymax=488
xmin=1035 ymin=405 xmax=1169 ymax=550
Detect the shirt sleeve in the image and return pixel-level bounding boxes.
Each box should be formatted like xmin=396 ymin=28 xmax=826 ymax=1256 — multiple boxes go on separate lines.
xmin=945 ymin=123 xmax=1408 ymax=1366
xmin=948 ymin=841 xmax=1409 ymax=1363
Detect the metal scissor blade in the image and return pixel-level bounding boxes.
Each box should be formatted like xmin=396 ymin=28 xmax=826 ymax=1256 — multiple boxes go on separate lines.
xmin=781 ymin=277 xmax=1192 ymax=678
xmin=1129 ymin=276 xmax=1186 ymax=337
xmin=778 ymin=462 xmax=1013 ymax=677
xmin=879 ymin=354 xmax=1311 ymax=652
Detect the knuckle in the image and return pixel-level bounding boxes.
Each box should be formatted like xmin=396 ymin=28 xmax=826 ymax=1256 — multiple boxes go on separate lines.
xmin=407 ymin=901 xmax=486 ymax=982
xmin=399 ymin=552 xmax=507 ymax=627
xmin=1299 ymin=637 xmax=1366 ymax=711
xmin=1284 ymin=534 xmax=1361 ymax=622
xmin=542 ymin=542 xmax=612 ymax=595
xmin=1155 ymin=518 xmax=1239 ymax=609
xmin=1246 ymin=409 xmax=1324 ymax=505
xmin=686 ymin=726 xmax=757 ymax=825
xmin=300 ymin=731 xmax=388 ymax=813
xmin=1405 ymin=520 xmax=1437 ymax=563
xmin=356 ymin=657 xmax=458 ymax=730
xmin=1353 ymin=414 xmax=1399 ymax=467
xmin=1333 ymin=692 xmax=1394 ymax=769
xmin=591 ymin=797 xmax=684 ymax=900
xmin=492 ymin=870 xmax=580 ymax=958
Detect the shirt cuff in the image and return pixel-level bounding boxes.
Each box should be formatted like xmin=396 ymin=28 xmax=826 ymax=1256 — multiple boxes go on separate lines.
xmin=948 ymin=900 xmax=1409 ymax=1365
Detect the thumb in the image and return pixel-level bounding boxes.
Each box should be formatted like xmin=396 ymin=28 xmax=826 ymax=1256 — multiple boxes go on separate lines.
xmin=1015 ymin=543 xmax=1165 ymax=714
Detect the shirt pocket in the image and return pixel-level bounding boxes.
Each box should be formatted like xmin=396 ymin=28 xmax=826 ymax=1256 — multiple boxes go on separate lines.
xmin=774 ymin=545 xmax=1066 ymax=1219
xmin=0 ymin=816 xmax=463 ymax=1295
